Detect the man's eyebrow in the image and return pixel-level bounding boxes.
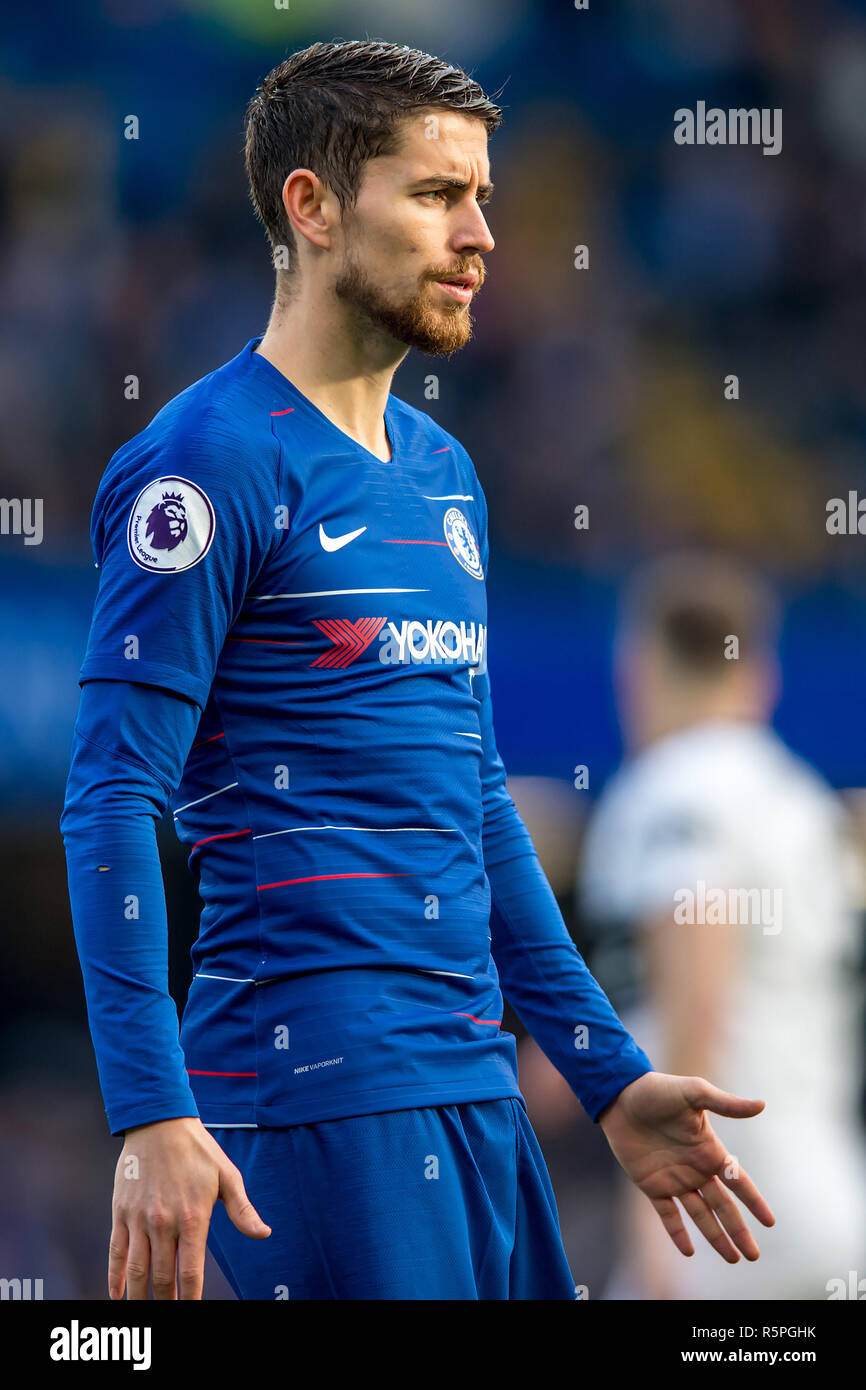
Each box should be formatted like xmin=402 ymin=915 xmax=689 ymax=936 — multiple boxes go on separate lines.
xmin=409 ymin=175 xmax=494 ymax=197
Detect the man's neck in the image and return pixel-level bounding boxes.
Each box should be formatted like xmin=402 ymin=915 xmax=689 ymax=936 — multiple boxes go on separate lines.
xmin=255 ymin=294 xmax=408 ymax=463
xmin=633 ymin=704 xmax=764 ymax=755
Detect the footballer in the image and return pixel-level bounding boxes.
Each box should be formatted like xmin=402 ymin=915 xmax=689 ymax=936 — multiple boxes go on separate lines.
xmin=61 ymin=39 xmax=774 ymax=1300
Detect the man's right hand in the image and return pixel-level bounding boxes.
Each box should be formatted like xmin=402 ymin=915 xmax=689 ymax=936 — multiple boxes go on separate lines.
xmin=109 ymin=1116 xmax=271 ymax=1300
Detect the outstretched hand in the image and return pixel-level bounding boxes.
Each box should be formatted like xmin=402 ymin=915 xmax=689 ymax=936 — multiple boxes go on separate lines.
xmin=598 ymin=1071 xmax=775 ymax=1263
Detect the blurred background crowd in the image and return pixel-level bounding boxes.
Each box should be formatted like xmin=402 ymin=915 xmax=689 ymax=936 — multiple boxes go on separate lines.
xmin=2 ymin=0 xmax=866 ymax=1298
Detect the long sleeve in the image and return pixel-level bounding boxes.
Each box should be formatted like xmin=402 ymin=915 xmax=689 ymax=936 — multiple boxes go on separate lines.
xmin=60 ymin=677 xmax=203 ymax=1135
xmin=66 ymin=418 xmax=279 ymax=1134
xmin=456 ymin=439 xmax=654 ymax=1120
xmin=478 ymin=679 xmax=654 ymax=1120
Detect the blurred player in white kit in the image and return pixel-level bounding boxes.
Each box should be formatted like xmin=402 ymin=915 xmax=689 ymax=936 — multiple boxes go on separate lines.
xmin=576 ymin=554 xmax=866 ymax=1299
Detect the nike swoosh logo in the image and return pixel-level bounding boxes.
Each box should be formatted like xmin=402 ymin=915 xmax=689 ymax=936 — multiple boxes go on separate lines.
xmin=319 ymin=523 xmax=367 ymax=552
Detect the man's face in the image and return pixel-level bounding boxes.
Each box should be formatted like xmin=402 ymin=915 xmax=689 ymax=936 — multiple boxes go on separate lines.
xmin=332 ymin=109 xmax=495 ymax=355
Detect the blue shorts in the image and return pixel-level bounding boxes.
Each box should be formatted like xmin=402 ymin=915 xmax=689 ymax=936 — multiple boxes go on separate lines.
xmin=206 ymin=1096 xmax=577 ymax=1300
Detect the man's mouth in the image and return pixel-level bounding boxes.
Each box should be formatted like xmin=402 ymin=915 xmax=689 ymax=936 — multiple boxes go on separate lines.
xmin=432 ymin=272 xmax=479 ymax=305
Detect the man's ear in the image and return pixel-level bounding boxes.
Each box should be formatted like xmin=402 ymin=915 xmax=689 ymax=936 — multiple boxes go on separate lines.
xmin=281 ymin=168 xmax=335 ymax=255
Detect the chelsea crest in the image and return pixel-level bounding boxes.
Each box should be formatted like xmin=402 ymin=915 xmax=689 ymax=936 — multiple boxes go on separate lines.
xmin=443 ymin=507 xmax=483 ymax=580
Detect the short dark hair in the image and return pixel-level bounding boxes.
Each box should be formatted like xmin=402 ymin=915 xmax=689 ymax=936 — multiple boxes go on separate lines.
xmin=619 ymin=553 xmax=780 ymax=675
xmin=244 ymin=39 xmax=503 ymax=280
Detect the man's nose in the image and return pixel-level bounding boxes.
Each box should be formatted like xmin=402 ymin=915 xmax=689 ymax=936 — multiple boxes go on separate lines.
xmin=454 ymin=205 xmax=494 ymax=256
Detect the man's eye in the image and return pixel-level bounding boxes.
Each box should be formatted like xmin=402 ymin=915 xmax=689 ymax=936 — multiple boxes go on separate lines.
xmin=417 ymin=189 xmax=491 ymax=206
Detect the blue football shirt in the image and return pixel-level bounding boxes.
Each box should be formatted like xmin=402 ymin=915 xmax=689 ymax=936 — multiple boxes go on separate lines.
xmin=79 ymin=335 xmax=527 ymax=1126
xmin=77 ymin=336 xmax=651 ymax=1130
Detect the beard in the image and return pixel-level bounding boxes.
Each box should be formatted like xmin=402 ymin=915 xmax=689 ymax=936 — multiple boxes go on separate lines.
xmin=334 ymin=251 xmax=478 ymax=356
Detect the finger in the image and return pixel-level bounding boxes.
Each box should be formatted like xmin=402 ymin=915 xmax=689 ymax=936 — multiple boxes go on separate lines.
xmin=679 ymin=1190 xmax=740 ymax=1263
xmin=685 ymin=1078 xmax=765 ymax=1120
xmin=699 ymin=1175 xmax=761 ymax=1260
xmin=716 ymin=1159 xmax=776 ymax=1227
xmin=148 ymin=1223 xmax=179 ymax=1300
xmin=219 ymin=1164 xmax=272 ymax=1238
xmin=108 ymin=1218 xmax=129 ymax=1301
xmin=125 ymin=1228 xmax=151 ymax=1301
xmin=177 ymin=1217 xmax=208 ymax=1301
xmin=651 ymin=1196 xmax=695 ymax=1258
